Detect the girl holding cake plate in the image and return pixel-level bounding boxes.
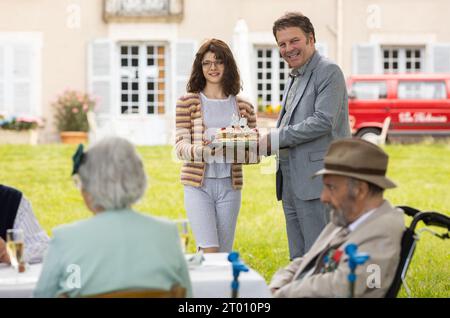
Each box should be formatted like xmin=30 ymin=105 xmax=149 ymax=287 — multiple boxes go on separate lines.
xmin=175 ymin=38 xmax=257 ymax=253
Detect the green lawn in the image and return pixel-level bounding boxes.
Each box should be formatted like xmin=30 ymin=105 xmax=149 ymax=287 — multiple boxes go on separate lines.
xmin=0 ymin=142 xmax=449 ymax=297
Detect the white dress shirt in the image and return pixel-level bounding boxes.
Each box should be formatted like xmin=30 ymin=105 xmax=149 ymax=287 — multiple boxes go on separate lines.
xmin=348 ymin=208 xmax=376 ymax=232
xmin=12 ymin=196 xmax=49 ymax=264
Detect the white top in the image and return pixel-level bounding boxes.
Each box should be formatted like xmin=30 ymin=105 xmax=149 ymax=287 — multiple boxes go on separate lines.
xmin=200 ymin=92 xmax=239 ymax=179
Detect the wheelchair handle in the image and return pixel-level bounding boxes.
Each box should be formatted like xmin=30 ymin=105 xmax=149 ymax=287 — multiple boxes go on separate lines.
xmin=397 ymin=206 xmax=421 ymax=218
xmin=397 ymin=206 xmax=450 ymax=232
xmin=418 ymin=212 xmax=450 ymax=231
xmin=409 ymin=212 xmax=450 ymax=233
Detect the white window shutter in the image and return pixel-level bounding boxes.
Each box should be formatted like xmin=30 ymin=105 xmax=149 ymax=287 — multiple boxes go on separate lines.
xmin=0 ymin=45 xmax=4 ymax=77
xmin=88 ymin=39 xmax=115 ymax=115
xmin=316 ymin=42 xmax=328 ymax=58
xmin=0 ymin=46 xmax=4 ymax=113
xmin=173 ymin=40 xmax=197 ymax=100
xmin=431 ymin=44 xmax=450 ymax=73
xmin=12 ymin=44 xmax=33 ymax=115
xmin=353 ymin=43 xmax=380 ymax=74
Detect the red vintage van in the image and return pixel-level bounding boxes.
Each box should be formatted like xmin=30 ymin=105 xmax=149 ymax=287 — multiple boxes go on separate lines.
xmin=347 ymin=74 xmax=450 ymax=140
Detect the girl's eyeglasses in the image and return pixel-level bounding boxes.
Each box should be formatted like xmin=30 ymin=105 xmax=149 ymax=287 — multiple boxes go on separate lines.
xmin=201 ymin=60 xmax=224 ymax=68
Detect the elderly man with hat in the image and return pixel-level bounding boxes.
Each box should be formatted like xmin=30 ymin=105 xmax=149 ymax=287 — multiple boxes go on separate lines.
xmin=269 ymin=138 xmax=404 ymax=298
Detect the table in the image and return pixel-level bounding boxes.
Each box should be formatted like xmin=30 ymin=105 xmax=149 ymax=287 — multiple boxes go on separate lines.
xmin=0 ymin=263 xmax=41 ymax=298
xmin=188 ymin=253 xmax=271 ymax=298
xmin=0 ymin=253 xmax=271 ymax=298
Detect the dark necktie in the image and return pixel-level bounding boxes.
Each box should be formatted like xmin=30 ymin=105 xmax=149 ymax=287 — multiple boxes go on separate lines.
xmin=287 ymin=71 xmax=299 ymax=91
xmin=279 ymin=72 xmax=299 ymax=129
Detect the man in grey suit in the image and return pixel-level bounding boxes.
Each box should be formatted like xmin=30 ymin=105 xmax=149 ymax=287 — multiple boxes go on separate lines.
xmin=261 ymin=12 xmax=350 ymax=260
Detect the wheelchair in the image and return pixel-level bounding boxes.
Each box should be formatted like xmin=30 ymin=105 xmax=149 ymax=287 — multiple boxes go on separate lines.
xmin=385 ymin=206 xmax=450 ymax=298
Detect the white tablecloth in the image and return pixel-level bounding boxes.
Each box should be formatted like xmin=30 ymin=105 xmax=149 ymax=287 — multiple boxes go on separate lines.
xmin=189 ymin=253 xmax=271 ymax=298
xmin=0 ymin=253 xmax=271 ymax=298
xmin=0 ymin=263 xmax=42 ymax=298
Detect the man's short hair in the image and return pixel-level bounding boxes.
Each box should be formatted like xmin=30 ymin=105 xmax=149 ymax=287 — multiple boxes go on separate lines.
xmin=348 ymin=177 xmax=385 ymax=196
xmin=367 ymin=182 xmax=384 ymax=195
xmin=273 ymin=12 xmax=316 ymax=43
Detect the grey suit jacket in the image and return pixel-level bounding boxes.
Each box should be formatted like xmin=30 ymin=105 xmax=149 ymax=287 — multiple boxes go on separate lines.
xmin=269 ymin=200 xmax=405 ymax=298
xmin=274 ymin=51 xmax=351 ymax=201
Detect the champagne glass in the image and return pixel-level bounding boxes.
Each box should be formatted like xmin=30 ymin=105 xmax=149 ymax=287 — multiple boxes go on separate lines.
xmin=6 ymin=229 xmax=26 ymax=273
xmin=175 ymin=219 xmax=189 ymax=253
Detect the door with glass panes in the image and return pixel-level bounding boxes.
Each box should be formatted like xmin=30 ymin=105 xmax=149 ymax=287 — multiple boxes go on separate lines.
xmin=119 ymin=43 xmax=167 ymax=116
xmin=255 ymin=47 xmax=290 ymax=114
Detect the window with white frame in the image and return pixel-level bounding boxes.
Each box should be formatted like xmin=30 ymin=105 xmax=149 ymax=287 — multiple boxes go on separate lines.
xmin=255 ymin=47 xmax=290 ymax=113
xmin=0 ymin=41 xmax=39 ymax=117
xmin=278 ymin=53 xmax=291 ymax=104
xmin=0 ymin=46 xmax=4 ymax=113
xmin=382 ymin=47 xmax=425 ymax=74
xmin=119 ymin=43 xmax=167 ymax=115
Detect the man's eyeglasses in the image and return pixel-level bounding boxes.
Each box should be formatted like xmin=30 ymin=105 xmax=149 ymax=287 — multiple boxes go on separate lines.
xmin=201 ymin=60 xmax=224 ymax=68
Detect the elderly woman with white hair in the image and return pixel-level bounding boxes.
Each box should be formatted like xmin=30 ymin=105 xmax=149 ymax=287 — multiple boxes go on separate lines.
xmin=34 ymin=137 xmax=192 ymax=298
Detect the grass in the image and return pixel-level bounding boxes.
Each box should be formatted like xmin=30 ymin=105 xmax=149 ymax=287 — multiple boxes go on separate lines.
xmin=0 ymin=142 xmax=449 ymax=297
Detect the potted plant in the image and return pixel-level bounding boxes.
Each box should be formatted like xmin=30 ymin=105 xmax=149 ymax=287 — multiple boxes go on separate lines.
xmin=257 ymin=96 xmax=282 ymax=119
xmin=52 ymin=90 xmax=96 ymax=144
xmin=0 ymin=115 xmax=42 ymax=145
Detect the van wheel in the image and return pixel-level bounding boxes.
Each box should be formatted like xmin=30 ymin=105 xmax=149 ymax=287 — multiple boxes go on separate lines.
xmin=356 ymin=128 xmax=382 ymax=143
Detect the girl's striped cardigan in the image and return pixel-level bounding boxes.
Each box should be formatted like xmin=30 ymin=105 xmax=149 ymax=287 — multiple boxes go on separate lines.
xmin=175 ymin=93 xmax=257 ymax=190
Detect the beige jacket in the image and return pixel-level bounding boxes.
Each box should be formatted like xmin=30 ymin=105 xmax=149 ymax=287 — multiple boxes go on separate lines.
xmin=269 ymin=200 xmax=404 ymax=298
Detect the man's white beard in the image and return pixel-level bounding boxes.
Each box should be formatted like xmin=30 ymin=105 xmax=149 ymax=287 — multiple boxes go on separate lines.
xmin=328 ymin=205 xmax=349 ymax=227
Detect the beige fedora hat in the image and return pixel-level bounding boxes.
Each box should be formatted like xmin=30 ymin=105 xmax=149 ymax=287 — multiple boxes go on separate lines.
xmin=314 ymin=138 xmax=396 ymax=189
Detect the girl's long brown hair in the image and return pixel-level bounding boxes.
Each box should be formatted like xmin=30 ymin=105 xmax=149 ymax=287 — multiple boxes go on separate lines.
xmin=186 ymin=38 xmax=241 ymax=96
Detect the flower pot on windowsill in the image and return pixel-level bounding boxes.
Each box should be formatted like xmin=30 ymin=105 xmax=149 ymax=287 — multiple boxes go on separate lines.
xmin=0 ymin=129 xmax=38 ymax=145
xmin=60 ymin=131 xmax=88 ymax=144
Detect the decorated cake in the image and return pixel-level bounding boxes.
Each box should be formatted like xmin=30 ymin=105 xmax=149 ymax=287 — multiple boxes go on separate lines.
xmin=212 ymin=114 xmax=260 ymax=164
xmin=214 ymin=114 xmax=259 ymax=144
